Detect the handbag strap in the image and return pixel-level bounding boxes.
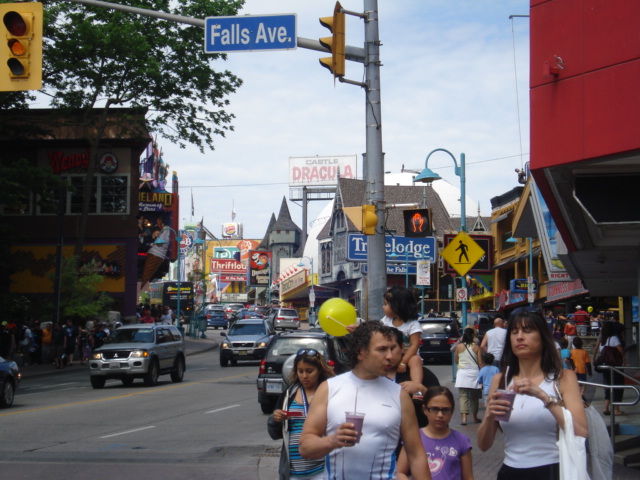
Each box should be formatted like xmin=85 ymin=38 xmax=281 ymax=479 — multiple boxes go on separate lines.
xmin=464 ymin=344 xmax=480 ymax=368
xmin=553 ymin=376 xmax=565 ymax=407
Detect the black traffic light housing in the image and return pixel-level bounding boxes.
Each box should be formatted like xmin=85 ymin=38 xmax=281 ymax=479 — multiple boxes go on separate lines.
xmin=403 ymin=208 xmax=432 ymax=237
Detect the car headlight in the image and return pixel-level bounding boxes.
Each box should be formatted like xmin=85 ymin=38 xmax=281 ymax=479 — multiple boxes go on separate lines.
xmin=221 ymin=342 xmax=230 ymax=349
xmin=91 ymin=352 xmax=102 ymax=360
xmin=256 ymin=342 xmax=268 ymax=348
xmin=131 ymin=350 xmax=149 ymax=358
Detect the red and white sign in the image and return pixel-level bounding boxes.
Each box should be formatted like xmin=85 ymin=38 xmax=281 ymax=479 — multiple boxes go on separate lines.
xmin=288 ymin=155 xmax=357 ymax=186
xmin=456 ymin=288 xmax=467 ymax=302
xmin=211 ymin=258 xmax=246 ymax=275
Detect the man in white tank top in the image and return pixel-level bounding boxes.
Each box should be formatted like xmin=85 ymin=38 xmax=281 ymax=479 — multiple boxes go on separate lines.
xmin=299 ymin=321 xmax=430 ymax=480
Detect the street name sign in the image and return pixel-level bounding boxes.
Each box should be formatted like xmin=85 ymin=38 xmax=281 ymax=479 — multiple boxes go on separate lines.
xmin=440 ymin=231 xmax=485 ymax=276
xmin=204 ymin=14 xmax=297 ymax=53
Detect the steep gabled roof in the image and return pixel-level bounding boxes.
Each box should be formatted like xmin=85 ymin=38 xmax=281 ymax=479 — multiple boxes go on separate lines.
xmin=272 ymin=197 xmax=302 ymax=233
xmin=257 ymin=213 xmax=277 ymax=249
xmin=334 ymin=178 xmax=457 ymax=236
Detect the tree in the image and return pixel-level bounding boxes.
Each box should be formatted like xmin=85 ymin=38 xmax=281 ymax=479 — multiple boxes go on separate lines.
xmin=48 ymin=255 xmax=114 ymax=325
xmin=40 ymin=0 xmax=245 ymax=253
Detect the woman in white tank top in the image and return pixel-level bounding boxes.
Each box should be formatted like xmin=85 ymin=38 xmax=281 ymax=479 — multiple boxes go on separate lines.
xmin=477 ymin=308 xmax=588 ymax=480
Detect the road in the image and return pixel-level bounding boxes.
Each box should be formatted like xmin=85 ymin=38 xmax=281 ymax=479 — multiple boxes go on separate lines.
xmin=0 ymin=349 xmax=282 ymax=480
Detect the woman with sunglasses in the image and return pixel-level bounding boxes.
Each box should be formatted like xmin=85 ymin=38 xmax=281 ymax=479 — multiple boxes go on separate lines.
xmin=268 ymin=348 xmax=335 ymax=480
xmin=397 ymin=386 xmax=474 ymax=480
xmin=477 ymin=308 xmax=587 ymax=480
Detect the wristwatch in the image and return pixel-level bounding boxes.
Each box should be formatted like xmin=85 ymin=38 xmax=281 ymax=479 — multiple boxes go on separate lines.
xmin=543 ymin=395 xmax=560 ymax=409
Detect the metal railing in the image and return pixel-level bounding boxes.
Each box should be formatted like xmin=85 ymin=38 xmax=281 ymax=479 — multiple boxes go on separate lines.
xmin=579 ymin=366 xmax=640 ymax=452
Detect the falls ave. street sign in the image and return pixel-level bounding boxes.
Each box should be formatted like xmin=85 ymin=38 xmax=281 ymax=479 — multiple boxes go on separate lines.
xmin=204 ymin=14 xmax=297 ymax=53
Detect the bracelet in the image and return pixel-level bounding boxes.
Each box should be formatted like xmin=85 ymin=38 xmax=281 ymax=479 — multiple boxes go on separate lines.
xmin=544 ymin=395 xmax=559 ymax=409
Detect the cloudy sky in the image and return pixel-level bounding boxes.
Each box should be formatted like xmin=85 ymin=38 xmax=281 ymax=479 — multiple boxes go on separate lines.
xmin=162 ymin=0 xmax=531 ymax=239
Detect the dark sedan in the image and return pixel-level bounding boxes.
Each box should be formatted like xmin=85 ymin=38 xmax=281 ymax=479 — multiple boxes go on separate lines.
xmin=219 ymin=319 xmax=275 ymax=367
xmin=418 ymin=317 xmax=460 ymax=363
xmin=0 ymin=356 xmax=20 ymax=408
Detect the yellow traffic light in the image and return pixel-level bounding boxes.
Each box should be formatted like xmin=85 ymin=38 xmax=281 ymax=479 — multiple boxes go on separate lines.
xmin=362 ymin=204 xmax=377 ymax=235
xmin=0 ymin=2 xmax=43 ymax=91
xmin=319 ymin=1 xmax=345 ymax=78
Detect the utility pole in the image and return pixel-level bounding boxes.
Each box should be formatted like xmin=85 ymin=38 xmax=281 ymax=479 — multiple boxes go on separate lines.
xmin=362 ymin=0 xmax=385 ymax=321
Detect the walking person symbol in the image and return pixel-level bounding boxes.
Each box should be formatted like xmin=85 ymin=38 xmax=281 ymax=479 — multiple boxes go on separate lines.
xmin=456 ymin=240 xmax=469 ymax=263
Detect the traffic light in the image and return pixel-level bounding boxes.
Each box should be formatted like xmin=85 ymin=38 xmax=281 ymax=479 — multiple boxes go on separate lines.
xmin=0 ymin=2 xmax=43 ymax=92
xmin=319 ymin=1 xmax=345 ymax=78
xmin=343 ymin=204 xmax=378 ymax=235
xmin=362 ymin=204 xmax=377 ymax=235
xmin=403 ymin=208 xmax=432 ymax=237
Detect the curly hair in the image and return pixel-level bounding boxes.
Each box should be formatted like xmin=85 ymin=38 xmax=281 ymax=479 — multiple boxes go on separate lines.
xmin=345 ymin=320 xmax=397 ymax=367
xmin=288 ymin=350 xmax=336 ymax=385
xmin=383 ymin=286 xmax=419 ymax=322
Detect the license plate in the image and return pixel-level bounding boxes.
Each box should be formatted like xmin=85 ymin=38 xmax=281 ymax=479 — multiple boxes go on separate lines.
xmin=266 ymin=382 xmax=282 ymax=393
xmin=239 ymin=350 xmax=248 ymax=356
xmin=430 ymin=340 xmax=441 ymax=346
xmin=109 ymin=362 xmax=121 ymax=369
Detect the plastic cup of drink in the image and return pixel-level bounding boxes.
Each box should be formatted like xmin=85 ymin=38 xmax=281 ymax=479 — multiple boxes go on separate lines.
xmin=345 ymin=412 xmax=365 ymax=443
xmin=494 ymin=389 xmax=516 ymax=422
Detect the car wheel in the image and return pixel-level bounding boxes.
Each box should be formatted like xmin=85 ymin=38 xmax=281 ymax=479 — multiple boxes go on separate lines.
xmin=143 ymin=360 xmax=160 ymax=386
xmin=90 ymin=376 xmax=106 ymax=389
xmin=260 ymin=399 xmax=276 ymax=414
xmin=170 ymin=356 xmax=185 ymax=383
xmin=121 ymin=378 xmax=134 ymax=387
xmin=0 ymin=380 xmax=15 ymax=407
xmin=220 ymin=357 xmax=229 ymax=367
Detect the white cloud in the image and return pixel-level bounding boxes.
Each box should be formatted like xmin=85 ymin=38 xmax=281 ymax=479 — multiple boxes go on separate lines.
xmin=162 ymin=0 xmax=531 ymax=238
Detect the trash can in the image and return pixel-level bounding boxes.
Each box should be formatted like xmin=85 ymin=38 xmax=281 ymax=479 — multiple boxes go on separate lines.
xmin=309 ymin=313 xmax=318 ymax=328
xmin=198 ymin=317 xmax=208 ymax=338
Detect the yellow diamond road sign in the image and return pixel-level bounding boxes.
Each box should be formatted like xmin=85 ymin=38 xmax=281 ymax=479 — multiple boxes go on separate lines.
xmin=440 ymin=231 xmax=486 ymax=276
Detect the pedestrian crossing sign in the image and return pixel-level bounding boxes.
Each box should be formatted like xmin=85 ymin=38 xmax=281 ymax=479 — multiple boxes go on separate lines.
xmin=440 ymin=231 xmax=485 ymax=276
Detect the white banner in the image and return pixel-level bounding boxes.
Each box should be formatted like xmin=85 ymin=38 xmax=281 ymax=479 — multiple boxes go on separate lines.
xmin=288 ymin=155 xmax=357 ymax=186
xmin=416 ymin=260 xmax=431 ymax=286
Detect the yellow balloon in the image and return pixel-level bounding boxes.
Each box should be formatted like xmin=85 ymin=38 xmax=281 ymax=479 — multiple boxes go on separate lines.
xmin=587 ymin=306 xmax=593 ymax=313
xmin=318 ymin=298 xmax=357 ymax=337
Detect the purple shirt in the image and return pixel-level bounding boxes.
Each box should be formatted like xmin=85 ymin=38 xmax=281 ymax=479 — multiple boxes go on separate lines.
xmin=420 ymin=429 xmax=471 ymax=479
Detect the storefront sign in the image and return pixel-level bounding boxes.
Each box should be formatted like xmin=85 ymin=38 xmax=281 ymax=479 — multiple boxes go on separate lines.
xmin=281 ymin=270 xmax=306 ymax=295
xmin=546 ymin=279 xmax=588 ymax=303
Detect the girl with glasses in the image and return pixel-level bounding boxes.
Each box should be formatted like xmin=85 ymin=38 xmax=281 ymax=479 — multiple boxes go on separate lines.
xmin=397 ymin=386 xmax=474 ymax=480
xmin=268 ymin=349 xmax=335 ymax=480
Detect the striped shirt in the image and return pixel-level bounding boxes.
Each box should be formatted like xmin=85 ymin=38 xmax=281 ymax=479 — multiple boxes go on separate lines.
xmin=289 ymin=399 xmax=325 ymax=477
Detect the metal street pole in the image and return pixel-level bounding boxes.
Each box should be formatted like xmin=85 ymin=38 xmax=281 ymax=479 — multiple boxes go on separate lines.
xmin=363 ymin=0 xmax=386 ymax=321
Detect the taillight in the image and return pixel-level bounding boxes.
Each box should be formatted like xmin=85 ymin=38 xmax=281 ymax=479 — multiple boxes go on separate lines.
xmin=259 ymin=359 xmax=266 ymax=375
xmin=447 ymin=337 xmax=458 ymax=345
xmin=327 ymin=359 xmax=336 ymax=372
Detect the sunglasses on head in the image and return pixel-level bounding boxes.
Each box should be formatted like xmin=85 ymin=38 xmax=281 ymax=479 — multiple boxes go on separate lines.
xmin=425 ymin=407 xmax=453 ymax=415
xmin=511 ymin=306 xmax=542 ymax=317
xmin=296 ymin=348 xmax=319 ymax=357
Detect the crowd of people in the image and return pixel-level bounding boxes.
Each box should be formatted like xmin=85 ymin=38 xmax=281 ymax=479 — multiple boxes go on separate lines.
xmin=266 ymin=288 xmax=626 ymax=480
xmin=0 ymin=318 xmax=114 ymax=369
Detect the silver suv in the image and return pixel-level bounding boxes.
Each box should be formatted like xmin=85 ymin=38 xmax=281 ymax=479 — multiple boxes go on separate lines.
xmin=89 ymin=324 xmax=186 ymax=388
xmin=267 ymin=308 xmax=301 ymax=330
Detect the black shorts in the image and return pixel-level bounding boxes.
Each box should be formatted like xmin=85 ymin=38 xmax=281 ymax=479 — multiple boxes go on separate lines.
xmin=497 ymin=463 xmax=559 ymax=480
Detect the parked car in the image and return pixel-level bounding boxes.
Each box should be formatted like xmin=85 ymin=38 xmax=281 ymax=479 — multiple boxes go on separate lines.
xmin=256 ymin=330 xmax=349 ymax=414
xmin=248 ymin=305 xmax=270 ymax=317
xmin=417 ymin=317 xmax=461 ymax=363
xmin=467 ymin=312 xmax=501 ymax=341
xmin=204 ymin=304 xmax=228 ymax=329
xmin=219 ymin=319 xmax=275 ymax=367
xmin=89 ymin=324 xmax=186 ymax=388
xmin=267 ymin=307 xmax=301 ymax=330
xmin=0 ymin=356 xmax=20 ymax=408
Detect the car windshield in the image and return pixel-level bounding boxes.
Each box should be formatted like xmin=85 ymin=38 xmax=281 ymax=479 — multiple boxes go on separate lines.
xmin=228 ymin=323 xmax=266 ymax=336
xmin=267 ymin=338 xmax=327 ymax=359
xmin=420 ymin=322 xmax=453 ymax=335
xmin=107 ymin=328 xmax=155 ymax=344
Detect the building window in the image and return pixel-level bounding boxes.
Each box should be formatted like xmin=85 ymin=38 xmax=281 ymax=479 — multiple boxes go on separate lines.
xmin=38 ymin=174 xmax=130 ymax=215
xmin=321 ymin=242 xmax=333 ymax=275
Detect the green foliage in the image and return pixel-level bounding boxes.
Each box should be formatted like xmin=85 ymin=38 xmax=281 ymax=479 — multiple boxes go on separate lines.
xmin=43 ymin=0 xmax=245 ymax=152
xmin=49 ymin=255 xmax=114 ymax=324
